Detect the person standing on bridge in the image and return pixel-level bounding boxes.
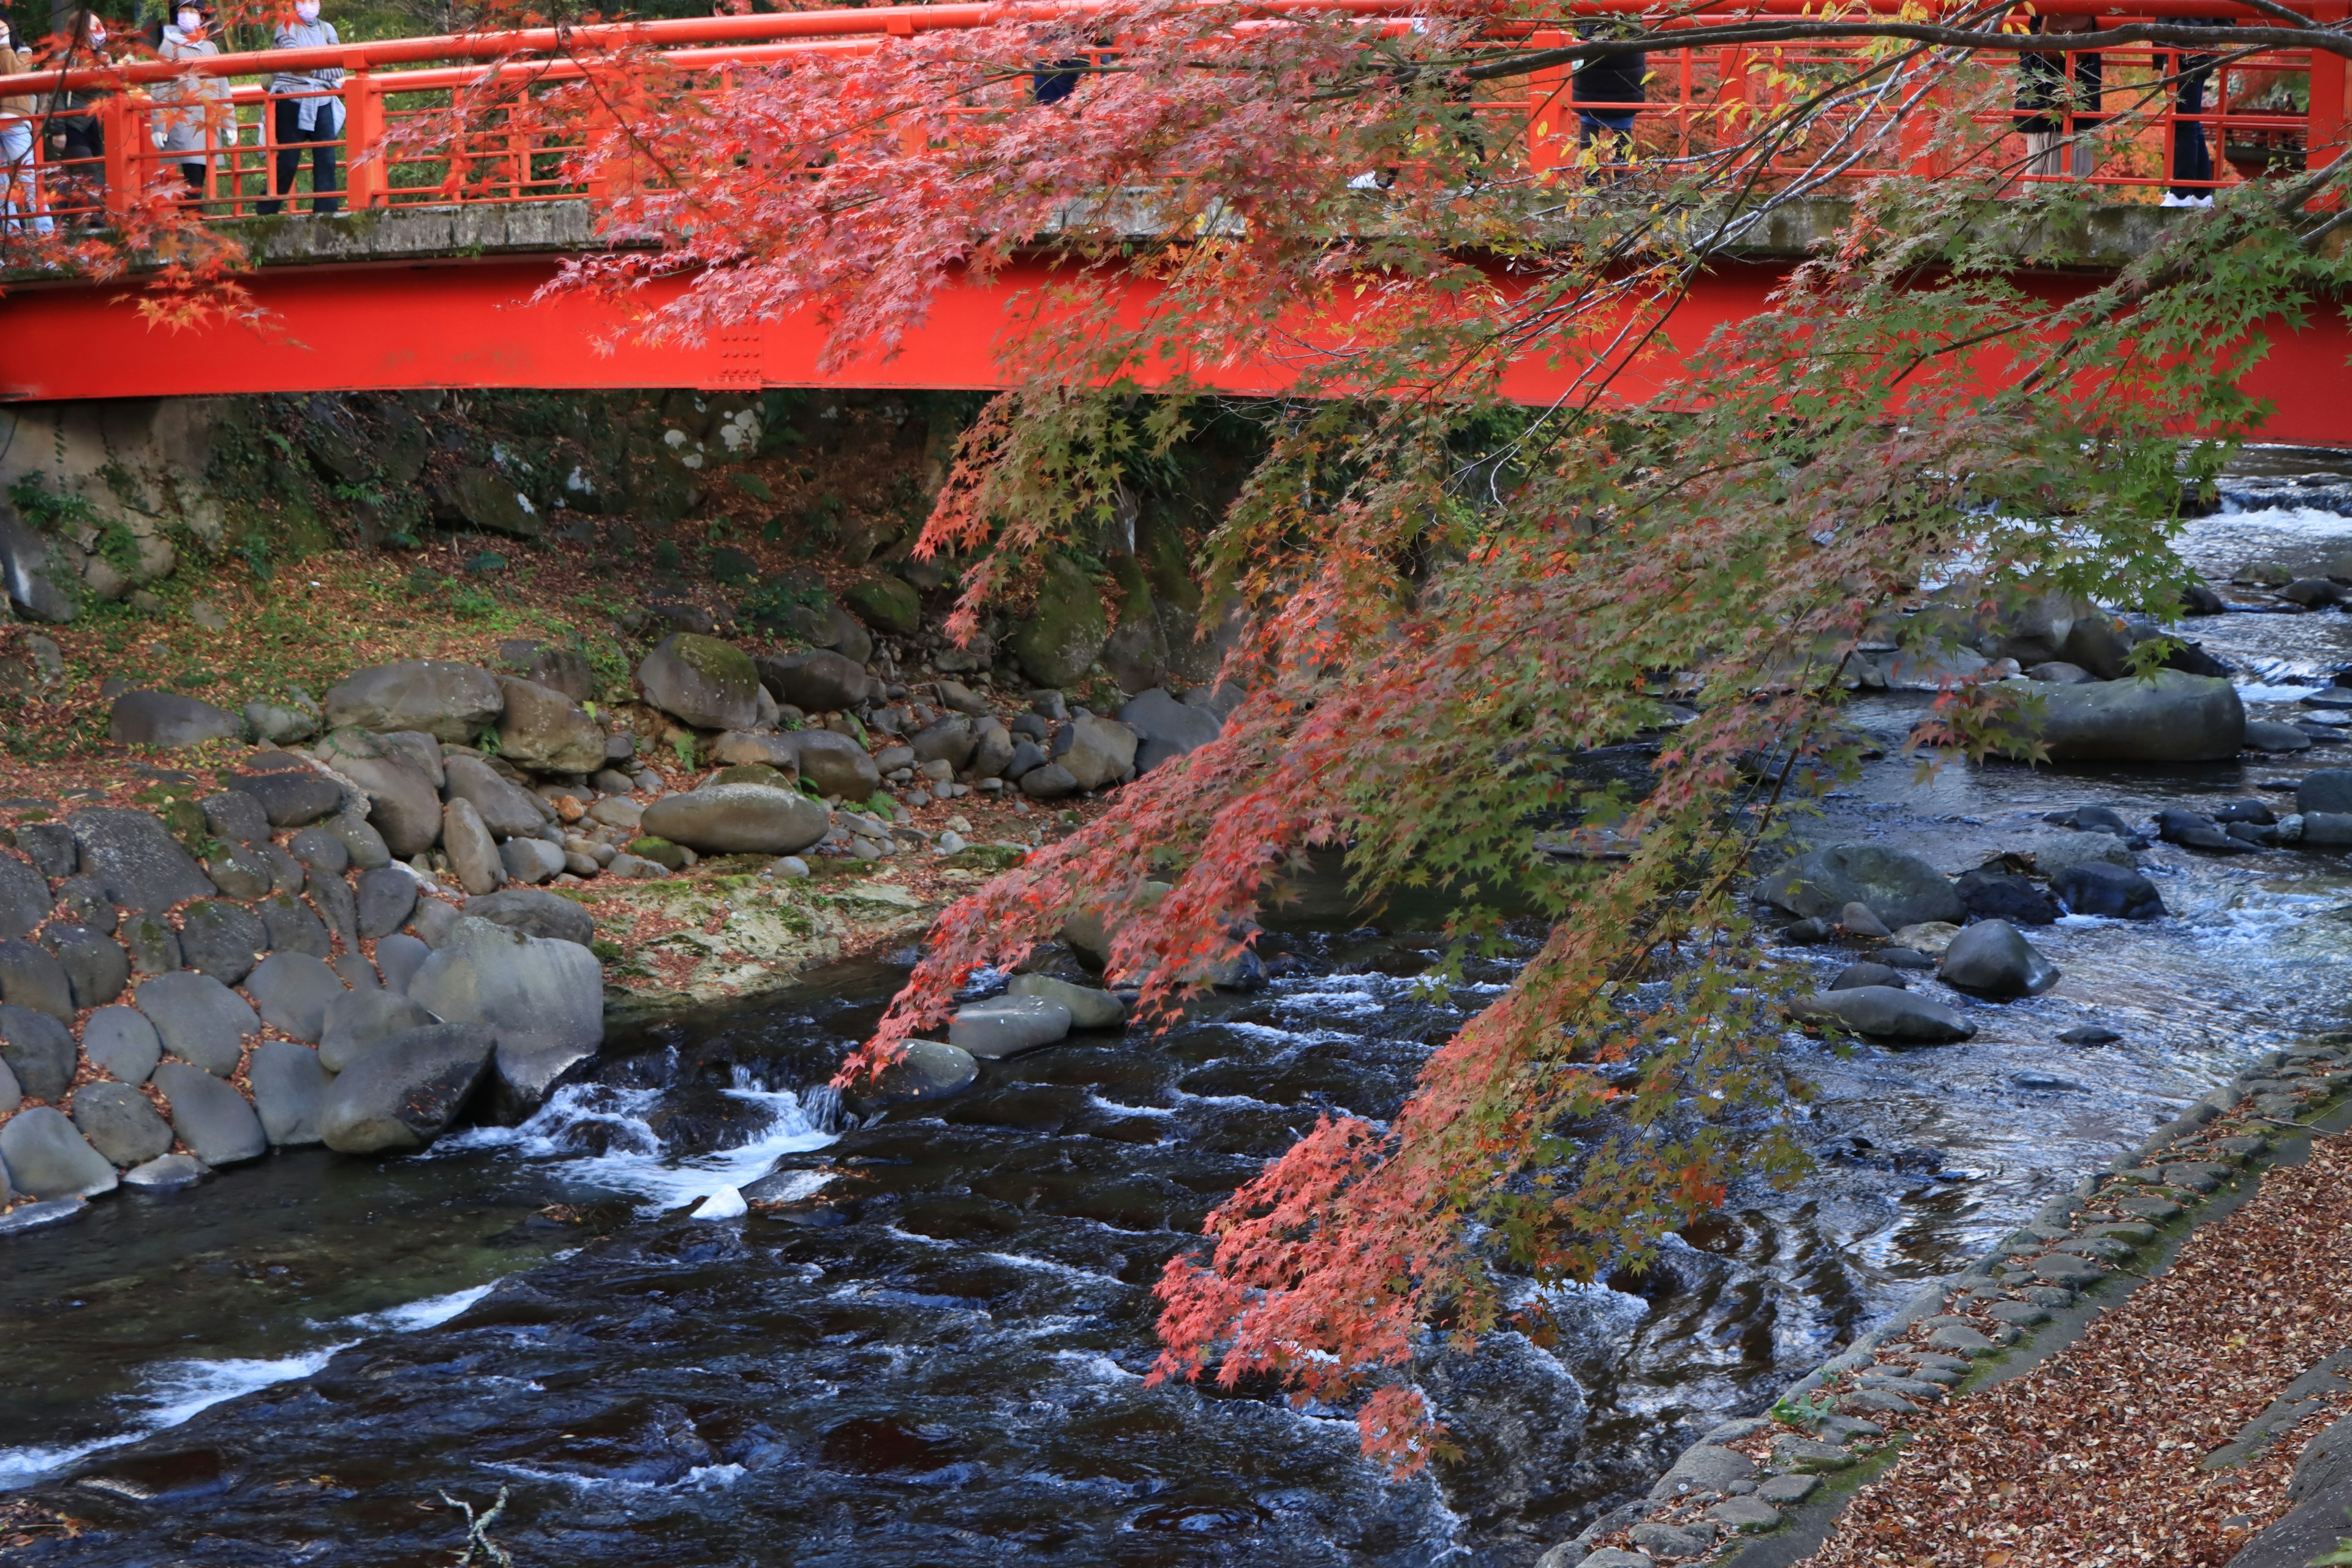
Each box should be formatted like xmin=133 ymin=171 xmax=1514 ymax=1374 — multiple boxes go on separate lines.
xmin=43 ymin=11 xmax=114 ymax=211
xmin=156 ymin=3 xmax=232 ymax=202
xmin=257 ymin=0 xmax=342 ymax=215
xmin=2015 ymin=12 xmax=2103 ymax=182
xmin=0 ymin=21 xmax=55 ymax=235
xmin=1570 ymin=35 xmax=1646 ymax=181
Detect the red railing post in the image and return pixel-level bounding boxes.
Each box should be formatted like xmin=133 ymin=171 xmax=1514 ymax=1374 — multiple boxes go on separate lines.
xmin=1525 ymin=28 xmax=1572 ymax=180
xmin=342 ymin=67 xmax=385 ymax=208
xmin=2309 ymin=4 xmax=2349 ymax=205
xmin=1898 ymin=1 xmax=1949 ymax=178
xmin=100 ymin=93 xmax=132 ymax=216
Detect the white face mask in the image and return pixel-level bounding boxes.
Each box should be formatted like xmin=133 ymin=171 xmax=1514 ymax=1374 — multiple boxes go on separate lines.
xmin=86 ymin=22 xmax=104 ymax=45
xmin=295 ymin=1 xmax=320 ymax=20
xmin=176 ymin=10 xmax=200 ymax=31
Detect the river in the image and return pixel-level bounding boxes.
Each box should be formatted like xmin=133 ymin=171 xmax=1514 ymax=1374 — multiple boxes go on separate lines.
xmin=7 ymin=453 xmax=2352 ymax=1566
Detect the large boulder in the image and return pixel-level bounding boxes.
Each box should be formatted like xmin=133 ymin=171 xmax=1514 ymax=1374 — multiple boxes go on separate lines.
xmin=638 ymin=634 xmax=762 ymax=732
xmin=1791 ymin=986 xmax=1977 ymax=1044
xmin=318 ymin=1022 xmax=497 ymax=1153
xmin=323 ymin=660 xmax=506 ymax=743
xmin=643 ymin=784 xmax=829 ymax=855
xmin=0 ymin=937 xmax=75 ymax=1021
xmin=442 ymin=798 xmax=504 ymax=897
xmin=1757 ymin=844 xmax=1964 ymax=930
xmin=1997 ymin=672 xmax=2244 ymax=764
xmin=152 ymin=1061 xmax=267 ymax=1166
xmin=245 ymin=951 xmax=346 ymax=1042
xmin=949 ymin=996 xmax=1074 ymax=1060
xmin=1054 ymin=714 xmax=1139 ymax=791
xmin=494 ymin=676 xmax=608 ymax=775
xmin=246 ymin=1039 xmax=330 ymax=1146
xmin=1006 ymin=973 xmax=1126 ymax=1028
xmin=404 ymin=918 xmax=603 ymax=1118
xmin=494 ymin=638 xmax=595 ymax=703
xmin=756 ymin=650 xmax=874 ymax=714
xmin=709 ymin=731 xmax=802 ymax=776
xmin=1954 ymin=867 xmax=2059 ymax=926
xmin=0 ymin=1003 xmax=75 ymax=1099
xmin=83 ymin=1006 xmax=161 ymax=1085
xmin=0 ymin=1106 xmax=118 ymax=1199
xmin=1010 ymin=554 xmax=1109 ymax=688
xmin=49 ymin=924 xmax=128 ymax=1009
xmin=462 ymin=888 xmax=594 ymax=948
xmin=2052 ymin=861 xmax=2166 ymax=919
xmin=319 ymin=988 xmax=437 ymax=1073
xmin=2299 ymin=771 xmax=2352 ymax=816
xmin=0 ymin=511 xmax=75 ymax=624
xmin=791 ymin=729 xmax=882 ymax=799
xmin=1119 ymin=688 xmax=1223 ymax=773
xmin=1939 ymin=919 xmax=2060 ymax=998
xmin=0 ymin=854 xmax=48 ymax=940
xmin=854 ymin=1038 xmax=979 ymax=1106
xmin=177 ymin=899 xmax=266 ymax=984
xmin=224 ymin=767 xmax=343 ymax=829
xmin=841 ymin=575 xmax=920 ymax=636
xmin=67 ymin=807 xmax=216 ymax=913
xmin=436 ymin=468 xmax=543 ymax=539
xmin=136 ymin=969 xmax=259 ymax=1077
xmin=356 ymin=867 xmax=420 ymax=938
xmin=70 ymin=1082 xmax=173 ymax=1167
xmin=442 ymin=753 xmax=549 ymax=839
xmin=311 ymin=730 xmax=441 ymax=856
xmin=107 ymin=690 xmax=242 ymax=748
xmin=909 ymin=715 xmax=978 ymax=771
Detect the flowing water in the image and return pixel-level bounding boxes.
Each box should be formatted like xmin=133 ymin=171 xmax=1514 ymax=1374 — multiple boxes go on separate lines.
xmin=12 ymin=458 xmax=2352 ymax=1566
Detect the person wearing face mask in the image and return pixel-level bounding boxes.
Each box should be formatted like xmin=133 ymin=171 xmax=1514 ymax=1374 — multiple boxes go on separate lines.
xmin=258 ymin=0 xmax=342 ymax=214
xmin=156 ymin=1 xmax=232 ymax=200
xmin=0 ymin=21 xmax=53 ymax=234
xmin=43 ymin=10 xmax=113 ymax=205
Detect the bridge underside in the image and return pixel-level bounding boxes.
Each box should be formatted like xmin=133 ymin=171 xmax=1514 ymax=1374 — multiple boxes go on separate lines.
xmin=2 ymin=206 xmax=2348 ymax=443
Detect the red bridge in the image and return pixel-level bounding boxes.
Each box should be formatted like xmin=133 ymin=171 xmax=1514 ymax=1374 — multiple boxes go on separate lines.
xmin=0 ymin=0 xmax=2348 ymax=441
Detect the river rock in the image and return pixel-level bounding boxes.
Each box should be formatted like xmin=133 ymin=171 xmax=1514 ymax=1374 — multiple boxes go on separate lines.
xmin=119 ymin=912 xmax=181 ymax=976
xmin=851 ymin=1039 xmax=978 ymax=1108
xmin=910 ymin=715 xmax=978 ymax=772
xmin=1831 ymin=962 xmax=1906 ymax=991
xmin=355 ymin=867 xmax=420 ymax=940
xmin=443 ymin=754 xmax=549 ymax=840
xmin=493 ymin=676 xmax=607 ymax=774
xmin=405 ymin=918 xmax=603 ymax=1117
xmin=323 ymin=660 xmax=505 ymax=743
xmin=247 ymin=1039 xmax=330 ymax=1145
xmin=0 ymin=511 xmax=75 ymax=623
xmin=0 ymin=1055 xmax=15 ymax=1114
xmin=258 ymin=891 xmax=331 ymax=959
xmin=2299 ymin=769 xmax=2352 ymax=816
xmin=638 ymin=633 xmax=762 ymax=732
xmin=2053 ymin=861 xmax=2166 ymax=919
xmin=709 ymin=731 xmax=802 ymax=776
xmin=1885 ymin=921 xmax=1961 ymax=956
xmin=319 ymin=988 xmax=437 ymax=1073
xmin=152 ymin=1061 xmax=268 ymax=1166
xmin=2248 ymin=719 xmax=2315 ymax=753
xmin=1119 ymin=688 xmax=1223 ymax=773
xmin=948 ymin=996 xmax=1073 ymax=1059
xmin=1009 ymin=554 xmax=1110 ymax=688
xmin=319 ymin=1022 xmax=497 ymax=1154
xmin=499 ymin=838 xmax=565 ymax=884
xmin=176 ymin=899 xmax=266 ymax=984
xmin=83 ymin=1006 xmax=161 ymax=1085
xmin=0 ymin=937 xmax=75 ymax=1021
xmin=1004 ymin=739 xmax=1048 ymax=781
xmin=323 ymin=812 xmax=391 ymax=872
xmin=285 ymin=826 xmax=349 ymax=877
xmin=70 ymin=1082 xmax=173 ymax=1167
xmin=1954 ymin=867 xmax=2059 ymax=925
xmin=642 ymin=783 xmax=828 ymax=855
xmin=462 ymin=888 xmax=594 ymax=948
xmin=756 ymin=650 xmax=873 ymax=714
xmin=1006 ymin=973 xmax=1126 ymax=1028
xmin=1054 ymin=714 xmax=1139 ymax=791
xmin=202 ymin=843 xmax=273 ymax=900
xmin=123 ymin=1152 xmax=208 ymax=1189
xmin=442 ymin=798 xmax=503 ymax=896
xmin=107 ymin=690 xmax=243 ymax=748
xmin=375 ymin=730 xmax=447 ymax=789
xmin=307 ymin=869 xmax=359 ymax=951
xmin=0 ymin=854 xmax=49 ymax=940
xmin=791 ymin=730 xmax=883 ymax=799
xmin=1939 ymin=919 xmax=2060 ymax=997
xmin=1999 ymin=671 xmax=2245 ymax=763
xmin=1758 ymin=844 xmax=1964 ymax=929
xmin=1792 ymin=986 xmax=1976 ymax=1044
xmin=246 ymin=952 xmax=346 ymax=1042
xmin=48 ymin=924 xmax=127 ymax=1008
xmin=372 ymin=934 xmax=428 ymax=995
xmin=225 ymin=767 xmax=344 ymax=829
xmin=0 ymin=1107 xmax=118 ymax=1199
xmin=51 ymin=875 xmax=110 ymax=934
xmin=310 ymin=734 xmax=440 ymax=856
xmin=137 ymin=970 xmax=258 ymax=1077
xmin=1648 ymin=1442 xmax=1757 ymax=1499
xmin=243 ymin=693 xmax=322 ymax=745
xmin=68 ymin=807 xmax=215 ymax=913
xmin=2034 ymin=832 xmax=2139 ymax=881
xmin=2155 ymin=807 xmax=2250 ymax=853
xmin=1020 ymin=763 xmax=1080 ymax=800
xmin=0 ymin=1002 xmax=74 ymax=1098
xmin=15 ymin=823 xmax=75 ymax=879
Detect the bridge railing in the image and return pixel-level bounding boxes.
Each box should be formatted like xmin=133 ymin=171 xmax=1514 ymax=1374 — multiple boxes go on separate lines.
xmin=0 ymin=0 xmax=2337 ymax=233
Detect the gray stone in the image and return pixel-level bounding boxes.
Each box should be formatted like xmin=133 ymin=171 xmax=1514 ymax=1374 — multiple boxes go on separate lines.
xmin=1758 ymin=843 xmax=1964 ymax=929
xmin=443 ymin=798 xmax=503 ymax=897
xmin=333 ymin=952 xmax=380 ymax=992
xmin=14 ymin=822 xmax=77 ymax=878
xmin=2301 ymin=769 xmax=2352 ymax=816
xmin=1987 ymin=1300 xmax=2049 ymax=1326
xmin=0 ymin=1002 xmax=73 ymax=1099
xmin=308 ymin=867 xmax=358 ymax=950
xmin=1577 ymin=1553 xmax=1653 ymax=1568
xmin=641 ymin=783 xmax=829 ymax=855
xmin=638 ymin=634 xmax=762 ymax=732
xmin=2052 ymin=862 xmax=2166 ymax=920
xmin=1755 ymin=1474 xmax=1818 ymax=1505
xmin=709 ymin=731 xmax=803 ymax=775
xmin=462 ymin=888 xmax=593 ymax=948
xmin=375 ymin=731 xmax=447 ymax=790
xmin=325 ymin=812 xmax=391 ymax=872
xmin=494 ymin=638 xmax=595 ymax=703
xmin=2247 ymin=719 xmax=2314 ymax=753
xmin=1831 ymin=961 xmax=1905 ymax=991
xmin=319 ymin=988 xmax=437 ymax=1073
xmin=123 ymin=1152 xmax=209 ymax=1189
xmin=1649 ymin=1443 xmax=1757 ymax=1499
xmin=948 ymin=996 xmax=1074 ymax=1060
xmin=246 ymin=952 xmax=346 ymax=1042
xmin=0 ymin=1196 xmax=85 ymax=1232
xmin=84 ymin=1006 xmax=162 ymax=1084
xmin=286 ymin=826 xmax=349 ymax=876
xmin=0 ymin=854 xmax=49 ymax=940
xmin=242 ymin=695 xmax=320 ymax=745
xmin=1792 ymin=986 xmax=1975 ymax=1044
xmin=0 ymin=1107 xmax=117 ymax=1199
xmin=1629 ymin=1522 xmax=1714 ymax=1558
xmin=318 ymin=1022 xmax=497 ymax=1153
xmin=1773 ymin=1436 xmax=1858 ymax=1471
xmin=0 ymin=937 xmax=74 ymax=1020
xmin=356 ymin=867 xmax=420 ymax=939
xmin=755 ymin=649 xmax=873 ymax=714
xmin=1054 ymin=714 xmax=1139 ymax=791
xmin=412 ymin=900 xmax=461 ymax=947
xmin=790 ymin=729 xmax=882 ymax=799
xmin=322 ymin=660 xmax=505 ymax=743
xmin=1020 ymin=763 xmax=1080 ymax=800
xmin=152 ymin=1061 xmax=268 ymax=1166
xmin=107 ymin=690 xmax=243 ymax=748
xmin=0 ymin=511 xmax=76 ymax=623
xmin=51 ymin=874 xmax=111 ymax=933
xmin=405 ymin=918 xmax=602 ymax=1117
xmin=858 ymin=1038 xmax=981 ymax=1105
xmin=118 ymin=912 xmax=181 ymax=976
xmin=202 ymin=843 xmax=274 ymax=900
xmin=48 ymin=924 xmax=127 ymax=1009
xmin=1926 ymin=1324 xmax=1998 ymax=1355
xmin=2032 ymin=1253 xmax=2105 ymax=1286
xmin=310 ymin=733 xmax=440 ymax=856
xmin=247 ymin=1039 xmax=330 ymax=1145
xmin=1119 ymin=687 xmax=1223 ymax=773
xmin=202 ymin=799 xmax=273 ymax=846
xmin=137 ymin=970 xmax=258 ymax=1077
xmin=258 ymin=842 xmax=306 ymax=895
xmin=1006 ymin=973 xmax=1126 ymax=1028
xmin=375 ymin=933 xmax=431 ymax=993
xmin=0 ymin=1054 xmax=15 ymax=1114
xmin=494 ymin=676 xmax=607 ymax=774
xmin=1997 ymin=671 xmax=2244 ymax=763
xmin=499 ymin=837 xmax=565 ymax=884
xmin=443 ymin=753 xmax=549 ymax=840
xmin=176 ymin=899 xmax=266 ymax=983
xmin=1939 ymin=919 xmax=2060 ymax=998
xmin=588 ymin=795 xmax=644 ymax=832
xmin=70 ymin=1082 xmax=173 ymax=1167
xmin=910 ymin=715 xmax=978 ymax=771
xmin=258 ymin=892 xmax=332 ymax=959
xmin=223 ymin=767 xmax=343 ymax=828
xmin=67 ymin=807 xmax=216 ymax=913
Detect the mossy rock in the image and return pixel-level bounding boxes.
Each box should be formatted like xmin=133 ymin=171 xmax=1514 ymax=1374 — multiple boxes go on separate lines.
xmin=1009 ymin=554 xmax=1110 ymax=689
xmin=842 ymin=575 xmax=921 ymax=636
xmin=439 ymin=469 xmax=543 ymax=540
xmin=707 ymin=546 xmax=760 ymax=586
xmin=713 ymin=764 xmax=789 ymax=788
xmin=627 ymin=835 xmax=688 ymax=871
xmin=944 ymin=845 xmax=1025 ymax=872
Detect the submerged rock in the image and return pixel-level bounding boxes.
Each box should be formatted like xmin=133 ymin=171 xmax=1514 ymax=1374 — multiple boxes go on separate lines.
xmin=1792 ymin=986 xmax=1977 ymax=1044
xmin=1997 ymin=671 xmax=2244 ymax=763
xmin=2052 ymin=862 xmax=2166 ymax=919
xmin=1757 ymin=844 xmax=1964 ymax=930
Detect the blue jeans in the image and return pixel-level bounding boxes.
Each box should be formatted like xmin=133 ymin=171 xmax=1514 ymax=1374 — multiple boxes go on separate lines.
xmin=0 ymin=118 xmax=51 ymax=234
